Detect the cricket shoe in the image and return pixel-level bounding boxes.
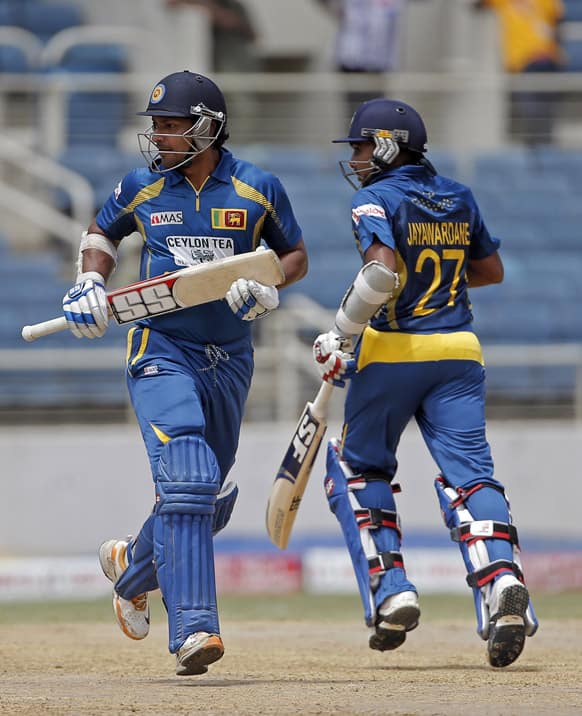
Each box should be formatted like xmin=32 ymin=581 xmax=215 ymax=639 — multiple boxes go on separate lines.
xmin=369 ymin=590 xmax=420 ymax=652
xmin=487 ymin=574 xmax=530 ymax=668
xmin=176 ymin=632 xmax=224 ymax=676
xmin=98 ymin=538 xmax=150 ymax=641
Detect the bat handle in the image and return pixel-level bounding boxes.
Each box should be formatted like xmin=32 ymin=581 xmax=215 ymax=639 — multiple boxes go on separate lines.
xmin=21 ymin=316 xmax=68 ymax=342
xmin=312 ymin=381 xmax=334 ymax=418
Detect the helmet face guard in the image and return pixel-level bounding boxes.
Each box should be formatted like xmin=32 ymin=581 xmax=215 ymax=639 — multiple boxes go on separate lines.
xmin=137 ymin=103 xmax=226 ymax=173
xmin=334 ymin=98 xmax=427 ymax=188
xmin=137 ymin=71 xmax=227 ymax=173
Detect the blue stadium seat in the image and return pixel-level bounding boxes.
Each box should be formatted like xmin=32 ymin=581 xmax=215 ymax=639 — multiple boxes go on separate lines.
xmin=563 ymin=38 xmax=582 ymax=71
xmin=59 ymin=43 xmax=127 ymax=73
xmin=427 ymin=149 xmax=459 ymax=180
xmin=20 ymin=2 xmax=84 ymax=44
xmin=282 ymin=249 xmax=361 ymax=309
xmin=0 ymin=43 xmax=31 ymax=71
xmin=563 ymin=0 xmax=582 ymax=21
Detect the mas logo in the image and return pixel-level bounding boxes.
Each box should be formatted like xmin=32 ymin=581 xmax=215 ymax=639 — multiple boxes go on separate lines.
xmin=151 ymin=211 xmax=183 ymax=226
xmin=212 ymin=208 xmax=247 ymax=230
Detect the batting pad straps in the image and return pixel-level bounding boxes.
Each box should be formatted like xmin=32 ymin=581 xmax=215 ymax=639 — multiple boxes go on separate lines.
xmin=334 ymin=260 xmax=398 ymax=338
xmin=356 ymin=508 xmax=401 ymax=538
xmin=368 ymin=550 xmax=405 ymax=577
xmin=451 ymin=521 xmax=519 ymax=548
xmin=466 ymin=560 xmax=524 ymax=589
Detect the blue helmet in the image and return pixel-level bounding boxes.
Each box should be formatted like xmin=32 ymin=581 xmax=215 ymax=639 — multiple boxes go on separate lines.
xmin=138 ymin=70 xmax=227 ymax=121
xmin=333 ymin=98 xmax=428 ymax=154
xmin=137 ymin=70 xmax=228 ymax=173
xmin=334 ymin=98 xmax=428 ymax=188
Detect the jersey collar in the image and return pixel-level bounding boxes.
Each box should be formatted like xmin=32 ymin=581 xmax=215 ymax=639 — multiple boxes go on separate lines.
xmin=163 ymin=148 xmax=234 ymax=187
xmin=369 ymin=163 xmax=429 ymax=186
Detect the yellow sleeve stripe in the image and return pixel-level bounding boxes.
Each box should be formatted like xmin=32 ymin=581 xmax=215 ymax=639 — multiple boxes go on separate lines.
xmin=124 ymin=177 xmax=166 ymax=213
xmin=231 ymin=176 xmax=284 ymax=231
xmin=358 ymin=328 xmax=484 ymax=369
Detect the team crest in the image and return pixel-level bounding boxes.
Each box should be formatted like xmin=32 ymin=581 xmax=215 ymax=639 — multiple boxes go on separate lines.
xmin=211 ymin=208 xmax=247 ymax=230
xmin=150 ymin=83 xmax=166 ymax=104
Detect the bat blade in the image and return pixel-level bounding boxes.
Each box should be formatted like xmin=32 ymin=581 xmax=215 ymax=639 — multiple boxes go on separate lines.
xmin=108 ymin=249 xmax=284 ymax=324
xmin=266 ymin=390 xmax=330 ymax=549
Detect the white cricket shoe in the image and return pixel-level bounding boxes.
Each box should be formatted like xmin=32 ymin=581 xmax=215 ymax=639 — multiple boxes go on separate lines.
xmin=487 ymin=574 xmax=529 ymax=668
xmin=98 ymin=538 xmax=150 ymax=641
xmin=369 ymin=590 xmax=420 ymax=652
xmin=176 ymin=632 xmax=224 ymax=676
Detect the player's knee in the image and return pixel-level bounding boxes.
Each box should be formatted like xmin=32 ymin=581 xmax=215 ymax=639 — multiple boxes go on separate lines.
xmin=156 ymin=435 xmax=221 ymax=515
xmin=213 ymin=481 xmax=238 ymax=535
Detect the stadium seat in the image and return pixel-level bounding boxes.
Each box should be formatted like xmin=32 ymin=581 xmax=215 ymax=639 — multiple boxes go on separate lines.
xmin=563 ymin=38 xmax=582 ymax=71
xmin=563 ymin=0 xmax=582 ymax=21
xmin=19 ymin=2 xmax=84 ymax=44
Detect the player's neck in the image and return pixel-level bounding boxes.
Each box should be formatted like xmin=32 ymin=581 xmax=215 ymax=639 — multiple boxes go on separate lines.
xmin=181 ymin=148 xmax=221 ymax=191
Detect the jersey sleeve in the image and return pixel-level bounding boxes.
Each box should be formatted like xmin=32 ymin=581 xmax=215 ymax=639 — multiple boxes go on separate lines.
xmin=351 ymin=186 xmax=396 ymax=253
xmin=95 ymin=170 xmax=141 ymax=241
xmin=260 ymin=175 xmax=303 ymax=252
xmin=468 ymin=191 xmax=501 ymax=259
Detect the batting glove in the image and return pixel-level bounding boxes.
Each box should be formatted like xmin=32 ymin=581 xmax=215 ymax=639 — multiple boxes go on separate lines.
xmin=63 ymin=271 xmax=109 ymax=339
xmin=313 ymin=330 xmax=357 ymax=388
xmin=226 ymin=278 xmax=279 ymax=321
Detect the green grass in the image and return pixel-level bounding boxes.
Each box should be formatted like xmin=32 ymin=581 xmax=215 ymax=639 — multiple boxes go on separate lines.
xmin=0 ymin=591 xmax=580 ymax=625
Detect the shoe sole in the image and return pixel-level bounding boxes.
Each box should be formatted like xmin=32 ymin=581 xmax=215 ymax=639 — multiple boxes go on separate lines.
xmin=488 ymin=584 xmax=529 ymax=668
xmin=176 ymin=635 xmax=224 ymax=676
xmin=369 ymin=604 xmax=420 ymax=652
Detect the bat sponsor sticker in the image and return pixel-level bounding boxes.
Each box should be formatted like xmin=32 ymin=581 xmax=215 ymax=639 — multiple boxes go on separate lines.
xmin=275 ymin=407 xmax=322 ymax=484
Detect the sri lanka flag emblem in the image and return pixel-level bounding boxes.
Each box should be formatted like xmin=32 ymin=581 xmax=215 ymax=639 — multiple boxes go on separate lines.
xmin=212 ymin=208 xmax=247 ymax=230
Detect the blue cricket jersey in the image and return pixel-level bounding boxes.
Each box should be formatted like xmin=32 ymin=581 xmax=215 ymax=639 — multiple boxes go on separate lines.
xmin=96 ymin=148 xmax=303 ymax=345
xmin=351 ymin=164 xmax=500 ymax=333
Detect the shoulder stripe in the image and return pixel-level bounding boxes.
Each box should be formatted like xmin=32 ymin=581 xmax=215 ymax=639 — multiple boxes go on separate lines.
xmin=125 ymin=177 xmax=166 ymax=213
xmin=231 ymin=176 xmax=284 ymax=231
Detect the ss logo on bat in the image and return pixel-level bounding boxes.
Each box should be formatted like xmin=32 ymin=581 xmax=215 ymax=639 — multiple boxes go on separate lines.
xmin=110 ymin=284 xmax=178 ymax=323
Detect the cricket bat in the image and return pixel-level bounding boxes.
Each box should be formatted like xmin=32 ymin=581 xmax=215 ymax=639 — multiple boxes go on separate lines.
xmin=21 ymin=249 xmax=285 ymax=342
xmin=266 ymin=381 xmax=334 ymax=549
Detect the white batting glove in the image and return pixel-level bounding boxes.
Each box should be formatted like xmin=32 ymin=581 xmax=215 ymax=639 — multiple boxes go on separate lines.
xmin=62 ymin=271 xmax=109 ymax=339
xmin=226 ymin=278 xmax=279 ymax=321
xmin=313 ymin=330 xmax=357 ymax=388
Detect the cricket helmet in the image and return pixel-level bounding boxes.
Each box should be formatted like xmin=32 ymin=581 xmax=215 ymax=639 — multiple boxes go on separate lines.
xmin=137 ymin=70 xmax=228 ymax=172
xmin=333 ymin=98 xmax=428 ymax=188
xmin=334 ymin=98 xmax=427 ymax=153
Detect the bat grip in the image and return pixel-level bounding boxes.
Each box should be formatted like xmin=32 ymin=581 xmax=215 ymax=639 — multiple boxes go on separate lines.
xmin=311 ymin=381 xmax=333 ymax=419
xmin=21 ymin=316 xmax=68 ymax=342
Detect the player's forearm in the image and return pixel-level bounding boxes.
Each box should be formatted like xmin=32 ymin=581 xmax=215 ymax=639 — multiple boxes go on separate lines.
xmin=276 ymin=240 xmax=308 ymax=288
xmin=79 ymin=248 xmax=116 ymax=282
xmin=467 ymin=252 xmax=504 ymax=287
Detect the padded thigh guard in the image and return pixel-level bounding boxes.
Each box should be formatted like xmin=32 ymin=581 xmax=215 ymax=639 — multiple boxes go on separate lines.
xmin=154 ymin=435 xmax=221 ymax=653
xmin=324 ymin=439 xmax=414 ymax=627
xmin=435 ymin=475 xmax=538 ymax=640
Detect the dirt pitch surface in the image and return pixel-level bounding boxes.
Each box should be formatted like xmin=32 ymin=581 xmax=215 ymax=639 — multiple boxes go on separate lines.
xmin=1 ymin=607 xmax=581 ymax=716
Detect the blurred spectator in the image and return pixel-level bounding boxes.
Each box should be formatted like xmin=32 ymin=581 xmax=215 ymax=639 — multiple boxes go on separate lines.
xmin=165 ymin=0 xmax=260 ymax=72
xmin=317 ymin=0 xmax=421 ymax=119
xmin=164 ymin=0 xmax=261 ymax=140
xmin=474 ymin=0 xmax=565 ymax=146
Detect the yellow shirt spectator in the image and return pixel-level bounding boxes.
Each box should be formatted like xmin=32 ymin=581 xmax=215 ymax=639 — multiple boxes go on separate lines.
xmin=483 ymin=0 xmax=564 ymax=72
